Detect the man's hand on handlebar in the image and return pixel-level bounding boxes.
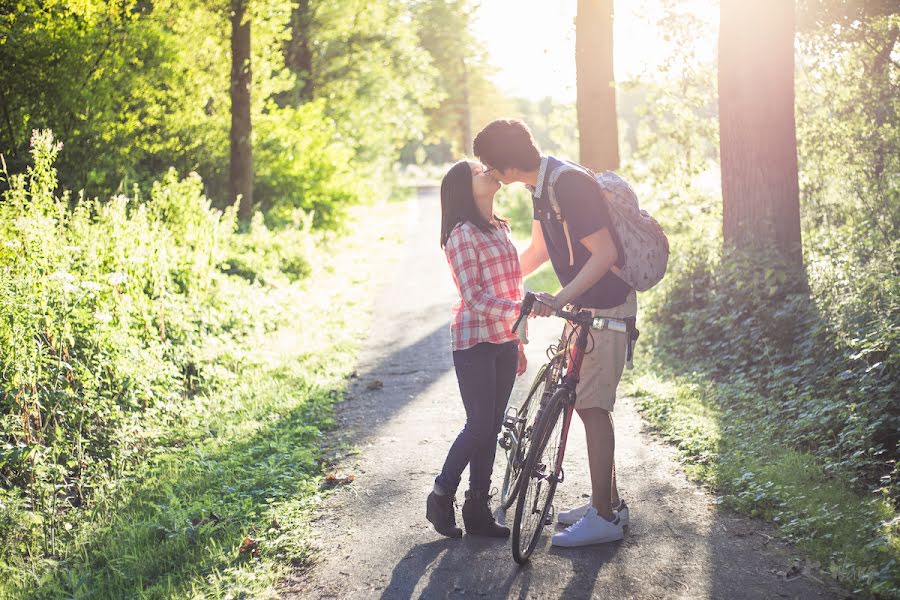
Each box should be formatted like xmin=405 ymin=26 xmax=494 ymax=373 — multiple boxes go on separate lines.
xmin=532 ymin=292 xmax=562 ymax=317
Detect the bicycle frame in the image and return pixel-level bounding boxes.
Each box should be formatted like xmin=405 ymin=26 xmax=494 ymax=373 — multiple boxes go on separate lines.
xmin=550 ymin=315 xmax=593 ymax=485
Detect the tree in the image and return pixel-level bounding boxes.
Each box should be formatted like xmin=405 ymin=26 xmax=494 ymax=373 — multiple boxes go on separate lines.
xmin=796 ymin=0 xmax=899 ymax=251
xmin=576 ymin=0 xmax=619 ymax=172
xmin=282 ymin=0 xmax=315 ymax=104
xmin=718 ymin=0 xmax=802 ymax=266
xmin=409 ymin=0 xmax=503 ymax=155
xmin=230 ymin=0 xmax=253 ymax=220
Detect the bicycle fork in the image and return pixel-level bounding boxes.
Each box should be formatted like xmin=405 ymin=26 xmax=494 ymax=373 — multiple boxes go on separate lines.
xmin=529 ymin=403 xmax=575 ymax=525
xmin=554 ymin=403 xmax=575 ymax=485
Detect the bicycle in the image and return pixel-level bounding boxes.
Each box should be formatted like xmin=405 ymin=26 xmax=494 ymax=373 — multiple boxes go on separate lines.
xmin=500 ymin=291 xmax=633 ymax=564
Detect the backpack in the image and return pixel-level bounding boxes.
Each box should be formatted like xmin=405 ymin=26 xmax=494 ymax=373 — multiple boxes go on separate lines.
xmin=546 ymin=161 xmax=669 ymax=292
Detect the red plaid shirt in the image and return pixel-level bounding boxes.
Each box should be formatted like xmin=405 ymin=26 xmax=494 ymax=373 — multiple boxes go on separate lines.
xmin=444 ymin=221 xmax=524 ymax=351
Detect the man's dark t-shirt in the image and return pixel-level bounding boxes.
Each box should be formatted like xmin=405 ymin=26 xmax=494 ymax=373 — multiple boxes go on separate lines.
xmin=532 ymin=157 xmax=631 ymax=309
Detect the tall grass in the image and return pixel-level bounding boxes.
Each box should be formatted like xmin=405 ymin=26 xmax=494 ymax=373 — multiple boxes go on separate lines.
xmin=0 ymin=130 xmax=326 ymax=592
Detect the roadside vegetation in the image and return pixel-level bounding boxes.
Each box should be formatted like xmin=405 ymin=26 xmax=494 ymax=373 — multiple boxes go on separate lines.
xmin=624 ymin=7 xmax=898 ymax=596
xmin=0 ymin=132 xmax=406 ymax=597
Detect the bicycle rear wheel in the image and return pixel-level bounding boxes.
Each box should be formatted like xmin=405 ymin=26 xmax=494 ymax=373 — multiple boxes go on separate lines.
xmin=511 ymin=387 xmax=571 ymax=564
xmin=498 ymin=360 xmax=560 ymax=510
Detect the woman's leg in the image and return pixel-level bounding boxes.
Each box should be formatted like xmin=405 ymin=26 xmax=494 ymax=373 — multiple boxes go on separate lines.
xmin=461 ymin=341 xmax=517 ymax=538
xmin=469 ymin=341 xmax=519 ymax=494
xmin=435 ymin=343 xmax=497 ymax=494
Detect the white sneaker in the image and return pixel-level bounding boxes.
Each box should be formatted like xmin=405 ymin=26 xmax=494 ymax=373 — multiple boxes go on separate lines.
xmin=551 ymin=506 xmax=624 ymax=547
xmin=558 ymin=497 xmax=630 ymax=528
xmin=557 ymin=496 xmax=592 ymax=526
xmin=615 ymin=500 xmax=630 ymax=528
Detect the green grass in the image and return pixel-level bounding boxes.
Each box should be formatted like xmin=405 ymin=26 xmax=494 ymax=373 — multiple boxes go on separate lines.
xmin=524 ymin=262 xmax=561 ymax=295
xmin=627 ymin=362 xmax=900 ymax=599
xmin=0 ymin=200 xmax=405 ymax=599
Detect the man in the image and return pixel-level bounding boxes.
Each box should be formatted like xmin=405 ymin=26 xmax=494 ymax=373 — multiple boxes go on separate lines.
xmin=473 ymin=118 xmax=634 ymax=546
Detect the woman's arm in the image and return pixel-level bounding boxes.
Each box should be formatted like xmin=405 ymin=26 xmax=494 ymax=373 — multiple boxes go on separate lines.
xmin=445 ymin=226 xmax=520 ymax=321
xmin=519 ymin=220 xmax=550 ymax=277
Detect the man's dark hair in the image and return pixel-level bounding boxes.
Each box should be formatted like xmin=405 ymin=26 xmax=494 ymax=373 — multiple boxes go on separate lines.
xmin=473 ymin=119 xmax=541 ymax=172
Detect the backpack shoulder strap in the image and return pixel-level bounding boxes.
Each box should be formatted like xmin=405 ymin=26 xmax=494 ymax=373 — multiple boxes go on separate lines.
xmin=545 ymin=162 xmax=599 ymax=268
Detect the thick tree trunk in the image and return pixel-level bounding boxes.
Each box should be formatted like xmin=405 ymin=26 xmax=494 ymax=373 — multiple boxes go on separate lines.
xmin=576 ymin=0 xmax=619 ymax=172
xmin=719 ymin=0 xmax=802 ymax=266
xmin=231 ymin=0 xmax=253 ymax=220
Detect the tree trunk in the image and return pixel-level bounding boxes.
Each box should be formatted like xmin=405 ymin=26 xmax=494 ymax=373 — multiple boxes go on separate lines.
xmin=460 ymin=58 xmax=473 ymax=155
xmin=286 ymin=0 xmax=314 ymax=103
xmin=576 ymin=0 xmax=619 ymax=172
xmin=719 ymin=0 xmax=802 ymax=266
xmin=231 ymin=0 xmax=253 ymax=220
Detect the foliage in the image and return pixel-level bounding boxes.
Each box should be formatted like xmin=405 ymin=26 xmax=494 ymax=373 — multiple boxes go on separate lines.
xmin=0 ymin=131 xmax=282 ymax=578
xmin=617 ymin=2 xmax=899 ymax=595
xmin=0 ymin=130 xmax=399 ymax=596
xmin=297 ymin=0 xmax=440 ymax=186
xmin=253 ymin=100 xmax=358 ymax=229
xmin=647 ymin=244 xmax=899 ymax=499
xmin=0 ymin=0 xmax=440 ymax=223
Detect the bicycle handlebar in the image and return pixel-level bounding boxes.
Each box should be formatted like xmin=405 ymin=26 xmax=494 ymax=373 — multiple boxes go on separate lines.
xmin=511 ymin=292 xmax=535 ymax=334
xmin=511 ymin=292 xmax=594 ymax=335
xmin=512 ymin=291 xmax=639 ymax=367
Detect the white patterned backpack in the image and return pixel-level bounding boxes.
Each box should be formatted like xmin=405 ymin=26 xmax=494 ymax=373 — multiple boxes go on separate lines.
xmin=546 ymin=162 xmax=669 ymax=292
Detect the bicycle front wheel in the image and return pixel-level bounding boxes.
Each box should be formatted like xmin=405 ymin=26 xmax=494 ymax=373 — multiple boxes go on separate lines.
xmin=511 ymin=387 xmax=571 ymax=564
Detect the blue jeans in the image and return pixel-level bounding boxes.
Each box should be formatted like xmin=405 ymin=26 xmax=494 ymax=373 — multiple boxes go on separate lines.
xmin=435 ymin=341 xmax=518 ymax=495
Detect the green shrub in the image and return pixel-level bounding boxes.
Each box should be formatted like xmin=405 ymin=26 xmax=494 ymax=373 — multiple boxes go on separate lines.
xmin=254 ymin=102 xmax=360 ymax=230
xmin=646 ymin=238 xmax=899 ymax=501
xmin=0 ymin=131 xmax=286 ymax=564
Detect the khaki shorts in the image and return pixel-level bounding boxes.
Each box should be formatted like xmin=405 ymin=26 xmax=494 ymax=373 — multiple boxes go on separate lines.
xmin=562 ymin=291 xmax=637 ymax=412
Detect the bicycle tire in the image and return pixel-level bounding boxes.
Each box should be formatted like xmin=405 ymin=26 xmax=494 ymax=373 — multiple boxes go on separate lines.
xmin=498 ymin=356 xmax=562 ymax=510
xmin=511 ymin=386 xmax=570 ymax=564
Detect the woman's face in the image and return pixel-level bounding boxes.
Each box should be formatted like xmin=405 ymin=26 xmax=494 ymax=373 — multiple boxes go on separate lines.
xmin=469 ymin=161 xmax=501 ymax=200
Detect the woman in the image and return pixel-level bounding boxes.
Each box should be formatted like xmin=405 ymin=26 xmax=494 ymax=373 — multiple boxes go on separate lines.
xmin=426 ymin=160 xmax=527 ymax=539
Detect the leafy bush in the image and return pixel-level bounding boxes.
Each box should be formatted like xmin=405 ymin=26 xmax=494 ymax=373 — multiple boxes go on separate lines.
xmin=647 ymin=238 xmax=899 ymax=498
xmin=254 ymin=101 xmax=359 ymax=230
xmin=0 ymin=131 xmax=319 ymax=565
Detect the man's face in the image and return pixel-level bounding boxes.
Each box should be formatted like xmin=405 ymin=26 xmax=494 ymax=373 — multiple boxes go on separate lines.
xmin=482 ymin=163 xmax=516 ymax=186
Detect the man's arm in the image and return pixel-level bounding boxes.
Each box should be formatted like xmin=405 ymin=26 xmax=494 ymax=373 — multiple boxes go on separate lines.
xmin=537 ymin=227 xmax=618 ymax=310
xmin=519 ymin=220 xmax=550 ymax=277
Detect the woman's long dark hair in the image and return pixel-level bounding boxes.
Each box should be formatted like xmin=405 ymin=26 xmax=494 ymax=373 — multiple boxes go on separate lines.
xmin=439 ymin=160 xmax=507 ymax=248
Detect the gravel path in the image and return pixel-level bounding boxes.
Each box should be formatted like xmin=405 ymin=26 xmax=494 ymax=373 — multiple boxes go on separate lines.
xmin=281 ymin=190 xmax=848 ymax=600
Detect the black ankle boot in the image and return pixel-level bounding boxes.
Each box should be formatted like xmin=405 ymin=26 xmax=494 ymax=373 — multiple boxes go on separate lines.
xmin=462 ymin=490 xmax=510 ymax=538
xmin=426 ymin=491 xmax=462 ymax=538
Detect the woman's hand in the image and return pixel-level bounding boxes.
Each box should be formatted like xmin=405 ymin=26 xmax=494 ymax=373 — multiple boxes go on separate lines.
xmin=516 ymin=345 xmax=528 ymax=376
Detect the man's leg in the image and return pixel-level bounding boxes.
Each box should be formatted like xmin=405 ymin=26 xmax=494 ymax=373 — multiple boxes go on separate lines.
xmin=577 ymin=407 xmax=616 ymax=521
xmin=551 ymin=404 xmax=623 ymax=546
xmin=610 ymin=413 xmax=620 ymax=507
